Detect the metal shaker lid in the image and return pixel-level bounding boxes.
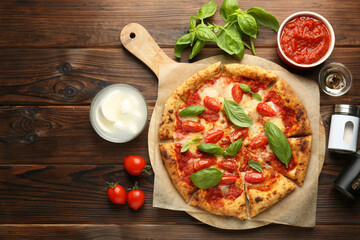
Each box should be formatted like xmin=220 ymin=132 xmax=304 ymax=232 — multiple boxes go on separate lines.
xmin=333 ymin=104 xmax=360 ymax=117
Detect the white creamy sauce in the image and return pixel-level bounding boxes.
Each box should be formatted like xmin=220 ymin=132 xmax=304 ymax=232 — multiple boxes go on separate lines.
xmin=91 ymin=85 xmax=148 ymax=143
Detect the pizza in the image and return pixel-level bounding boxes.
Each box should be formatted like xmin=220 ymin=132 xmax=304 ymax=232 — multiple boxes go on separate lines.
xmin=158 ymin=62 xmax=312 ymax=220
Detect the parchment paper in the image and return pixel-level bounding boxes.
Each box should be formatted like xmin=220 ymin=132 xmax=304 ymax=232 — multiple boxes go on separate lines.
xmin=148 ymin=54 xmax=325 ymax=229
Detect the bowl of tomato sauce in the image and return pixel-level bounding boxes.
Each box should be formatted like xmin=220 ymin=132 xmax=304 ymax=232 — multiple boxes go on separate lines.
xmin=277 ymin=11 xmax=335 ymax=69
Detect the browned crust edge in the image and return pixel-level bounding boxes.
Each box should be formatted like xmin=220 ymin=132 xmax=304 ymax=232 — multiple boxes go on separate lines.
xmin=159 ymin=143 xmax=197 ymax=202
xmin=223 ymin=63 xmax=278 ymax=82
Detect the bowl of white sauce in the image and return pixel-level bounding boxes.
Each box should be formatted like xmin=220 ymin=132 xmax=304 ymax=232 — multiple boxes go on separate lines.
xmin=90 ymin=84 xmax=148 ymax=143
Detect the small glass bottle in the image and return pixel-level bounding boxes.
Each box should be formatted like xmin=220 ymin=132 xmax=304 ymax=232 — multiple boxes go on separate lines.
xmin=318 ymin=63 xmax=352 ymax=96
xmin=328 ymin=104 xmax=359 ymax=154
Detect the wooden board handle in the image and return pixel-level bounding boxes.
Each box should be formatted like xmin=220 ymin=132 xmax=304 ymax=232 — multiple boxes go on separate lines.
xmin=120 ymin=23 xmax=175 ymax=78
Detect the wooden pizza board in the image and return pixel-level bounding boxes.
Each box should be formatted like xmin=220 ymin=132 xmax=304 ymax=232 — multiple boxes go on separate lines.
xmin=120 ymin=23 xmax=326 ymax=229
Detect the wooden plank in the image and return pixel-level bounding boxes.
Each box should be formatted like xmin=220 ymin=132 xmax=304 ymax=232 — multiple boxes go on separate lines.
xmin=1 ymin=105 xmax=359 ymax=165
xmin=0 ymin=224 xmax=359 ymax=239
xmin=0 ymin=47 xmax=359 ymax=105
xmin=0 ymin=165 xmax=359 ymax=225
xmin=0 ymin=0 xmax=359 ymax=47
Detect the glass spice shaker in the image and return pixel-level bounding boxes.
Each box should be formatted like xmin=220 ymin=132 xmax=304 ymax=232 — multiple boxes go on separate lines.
xmin=328 ymin=104 xmax=360 ymax=154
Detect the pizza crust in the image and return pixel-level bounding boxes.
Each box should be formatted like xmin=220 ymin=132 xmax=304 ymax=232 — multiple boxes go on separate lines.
xmin=159 ymin=143 xmax=197 ymax=202
xmin=270 ymin=78 xmax=312 ymax=137
xmin=245 ymin=170 xmax=296 ymax=218
xmin=223 ymin=64 xmax=278 ymax=82
xmin=189 ymin=178 xmax=248 ymax=220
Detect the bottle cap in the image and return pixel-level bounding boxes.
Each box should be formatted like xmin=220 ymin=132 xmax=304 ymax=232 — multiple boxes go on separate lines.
xmin=333 ymin=104 xmax=360 ymax=117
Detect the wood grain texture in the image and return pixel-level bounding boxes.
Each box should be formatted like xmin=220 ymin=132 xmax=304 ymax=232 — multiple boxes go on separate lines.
xmin=0 ymin=165 xmax=358 ymax=225
xmin=0 ymin=224 xmax=359 ymax=239
xmin=0 ymin=0 xmax=359 ymax=48
xmin=0 ymin=48 xmax=359 ymax=105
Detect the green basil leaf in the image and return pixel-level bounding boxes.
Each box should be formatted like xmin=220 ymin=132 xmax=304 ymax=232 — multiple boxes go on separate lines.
xmin=265 ymin=122 xmax=292 ymax=168
xmin=181 ymin=144 xmax=191 ymax=153
xmin=239 ymin=83 xmax=251 ymax=93
xmin=220 ymin=0 xmax=239 ymax=22
xmin=190 ymin=168 xmax=223 ymax=189
xmin=196 ymin=0 xmax=217 ymax=20
xmin=189 ymin=16 xmax=197 ymax=32
xmin=248 ymin=160 xmax=263 ymax=172
xmin=179 ymin=105 xmax=205 ymax=116
xmin=189 ymin=138 xmax=203 ymax=144
xmin=246 ymin=7 xmax=280 ymax=32
xmin=197 ymin=143 xmax=224 ymax=156
xmin=224 ymin=99 xmax=253 ymax=127
xmin=189 ymin=40 xmax=205 ymax=60
xmin=237 ymin=12 xmax=258 ymax=38
xmin=174 ymin=43 xmax=189 ymax=58
xmin=195 ymin=24 xmax=217 ymax=42
xmin=176 ymin=33 xmax=192 ymax=45
xmin=252 ymin=92 xmax=262 ymax=101
xmin=224 ymin=138 xmax=243 ymax=156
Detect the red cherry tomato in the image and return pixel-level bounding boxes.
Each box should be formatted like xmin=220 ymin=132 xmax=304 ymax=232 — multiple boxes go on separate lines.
xmin=229 ymin=128 xmax=248 ymax=142
xmin=183 ymin=120 xmax=205 ymax=132
xmin=205 ymin=130 xmax=224 ymax=143
xmin=194 ymin=159 xmax=216 ymax=171
xmin=218 ymin=173 xmax=238 ymax=186
xmin=107 ymin=182 xmax=126 ymax=205
xmin=232 ymin=84 xmax=243 ymax=103
xmin=127 ymin=183 xmax=145 ymax=210
xmin=218 ymin=160 xmax=238 ymax=172
xmin=244 ymin=172 xmax=266 ymax=184
xmin=249 ymin=135 xmax=268 ymax=149
xmin=124 ymin=155 xmax=147 ymax=176
xmin=257 ymin=102 xmax=277 ymax=117
xmin=204 ymin=96 xmax=221 ymax=111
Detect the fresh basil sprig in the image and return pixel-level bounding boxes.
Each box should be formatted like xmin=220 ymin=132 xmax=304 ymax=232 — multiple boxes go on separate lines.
xmin=190 ymin=168 xmax=223 ymax=189
xmin=181 ymin=138 xmax=203 ymax=153
xmin=239 ymin=84 xmax=262 ymax=101
xmin=265 ymin=122 xmax=292 ymax=168
xmin=175 ymin=0 xmax=279 ymax=60
xmin=224 ymin=99 xmax=253 ymax=127
xmin=248 ymin=160 xmax=263 ymax=172
xmin=224 ymin=138 xmax=243 ymax=156
xmin=197 ymin=138 xmax=243 ymax=157
xmin=179 ymin=105 xmax=205 ymax=117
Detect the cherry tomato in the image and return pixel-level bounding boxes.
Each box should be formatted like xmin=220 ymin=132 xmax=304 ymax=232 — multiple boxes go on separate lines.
xmin=232 ymin=84 xmax=243 ymax=103
xmin=257 ymin=102 xmax=277 ymax=117
xmin=229 ymin=128 xmax=248 ymax=142
xmin=249 ymin=135 xmax=268 ymax=149
xmin=244 ymin=172 xmax=266 ymax=184
xmin=204 ymin=96 xmax=221 ymax=111
xmin=194 ymin=159 xmax=216 ymax=171
xmin=218 ymin=173 xmax=238 ymax=186
xmin=205 ymin=130 xmax=224 ymax=143
xmin=183 ymin=120 xmax=205 ymax=132
xmin=124 ymin=155 xmax=147 ymax=176
xmin=107 ymin=182 xmax=126 ymax=205
xmin=127 ymin=182 xmax=145 ymax=210
xmin=218 ymin=160 xmax=238 ymax=172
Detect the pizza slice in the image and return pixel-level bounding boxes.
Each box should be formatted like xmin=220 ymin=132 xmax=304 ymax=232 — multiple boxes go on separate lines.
xmin=242 ymin=164 xmax=296 ymax=218
xmin=246 ymin=135 xmax=312 ymax=186
xmin=189 ymin=174 xmax=248 ymax=220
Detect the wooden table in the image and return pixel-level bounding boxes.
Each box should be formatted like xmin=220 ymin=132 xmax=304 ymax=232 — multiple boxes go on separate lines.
xmin=1 ymin=0 xmax=359 ymax=238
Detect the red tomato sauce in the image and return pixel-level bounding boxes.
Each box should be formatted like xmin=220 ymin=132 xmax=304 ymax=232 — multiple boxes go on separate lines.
xmin=185 ymin=91 xmax=201 ymax=106
xmin=225 ymin=185 xmax=243 ymax=201
xmin=265 ymin=153 xmax=296 ymax=173
xmin=206 ymin=187 xmax=224 ymax=207
xmin=175 ymin=144 xmax=196 ymax=185
xmin=280 ymin=15 xmax=331 ymax=64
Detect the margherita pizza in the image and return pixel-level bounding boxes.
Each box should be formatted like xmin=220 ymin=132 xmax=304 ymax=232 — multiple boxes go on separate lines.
xmin=158 ymin=62 xmax=312 ymax=220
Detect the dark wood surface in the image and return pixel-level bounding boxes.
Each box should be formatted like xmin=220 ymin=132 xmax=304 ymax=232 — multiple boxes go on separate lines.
xmin=1 ymin=0 xmax=359 ymax=239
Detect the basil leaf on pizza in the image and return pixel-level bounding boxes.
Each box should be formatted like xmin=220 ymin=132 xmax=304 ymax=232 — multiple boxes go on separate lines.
xmin=224 ymin=138 xmax=243 ymax=156
xmin=240 ymin=83 xmax=262 ymax=101
xmin=265 ymin=122 xmax=292 ymax=168
xmin=224 ymin=99 xmax=253 ymax=127
xmin=179 ymin=105 xmax=205 ymax=116
xmin=252 ymin=92 xmax=262 ymax=101
xmin=197 ymin=143 xmax=224 ymax=156
xmin=190 ymin=168 xmax=223 ymax=189
xmin=248 ymin=160 xmax=263 ymax=172
xmin=181 ymin=138 xmax=203 ymax=153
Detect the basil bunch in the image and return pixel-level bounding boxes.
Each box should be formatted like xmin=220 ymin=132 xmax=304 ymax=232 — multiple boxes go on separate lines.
xmin=265 ymin=122 xmax=292 ymax=168
xmin=197 ymin=138 xmax=243 ymax=157
xmin=175 ymin=0 xmax=279 ymax=60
